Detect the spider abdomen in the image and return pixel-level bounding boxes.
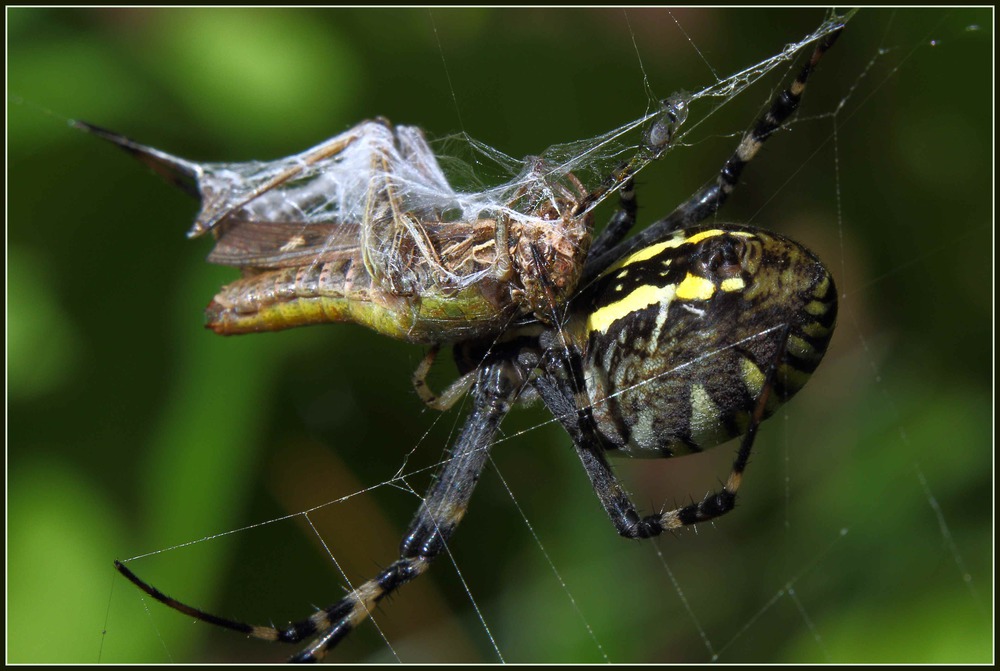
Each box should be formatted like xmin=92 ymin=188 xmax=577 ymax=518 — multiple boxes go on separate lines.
xmin=577 ymin=225 xmax=837 ymax=457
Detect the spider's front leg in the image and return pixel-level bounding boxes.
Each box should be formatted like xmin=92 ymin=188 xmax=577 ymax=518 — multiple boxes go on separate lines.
xmin=289 ymin=360 xmax=519 ymax=662
xmin=583 ymin=178 xmax=637 ymax=272
xmin=583 ymin=25 xmax=843 ymax=283
xmin=116 ymin=359 xmax=522 ymax=662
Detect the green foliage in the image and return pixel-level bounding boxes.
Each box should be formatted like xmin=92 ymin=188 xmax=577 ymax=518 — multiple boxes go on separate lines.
xmin=8 ymin=8 xmax=992 ymax=663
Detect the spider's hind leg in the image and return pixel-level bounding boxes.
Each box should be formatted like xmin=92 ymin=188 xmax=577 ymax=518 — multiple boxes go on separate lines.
xmin=534 ymin=324 xmax=792 ymax=539
xmin=656 ymin=324 xmax=791 ymax=531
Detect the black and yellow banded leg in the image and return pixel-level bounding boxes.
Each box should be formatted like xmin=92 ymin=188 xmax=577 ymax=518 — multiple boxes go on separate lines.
xmin=584 ymin=26 xmax=843 ymax=283
xmin=531 ymin=353 xmax=666 ymax=539
xmin=655 ymin=325 xmax=790 ymax=531
xmin=116 ymin=361 xmax=518 ymax=663
xmin=535 ymin=325 xmax=790 ymax=539
xmin=584 ymin=178 xmax=638 ymax=276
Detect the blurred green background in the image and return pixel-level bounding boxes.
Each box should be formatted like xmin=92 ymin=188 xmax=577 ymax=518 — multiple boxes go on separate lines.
xmin=8 ymin=8 xmax=992 ymax=663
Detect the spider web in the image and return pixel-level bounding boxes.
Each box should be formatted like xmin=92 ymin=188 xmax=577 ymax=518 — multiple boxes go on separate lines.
xmin=99 ymin=10 xmax=990 ymax=663
xmin=92 ymin=13 xmax=843 ymax=309
xmin=5 ymin=8 xmax=989 ymax=665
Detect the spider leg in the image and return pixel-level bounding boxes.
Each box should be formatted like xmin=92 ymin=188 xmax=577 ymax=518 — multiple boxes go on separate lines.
xmin=117 ymin=360 xmax=518 ymax=662
xmin=655 ymin=324 xmax=790 ymax=532
xmin=534 ymin=325 xmax=790 ymax=539
xmin=582 ymin=27 xmax=842 ymax=284
xmin=583 ymin=178 xmax=637 ymax=275
xmin=291 ymin=360 xmax=518 ymax=661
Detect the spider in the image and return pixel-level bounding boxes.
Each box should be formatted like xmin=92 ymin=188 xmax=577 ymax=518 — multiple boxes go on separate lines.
xmin=108 ymin=22 xmax=842 ymax=663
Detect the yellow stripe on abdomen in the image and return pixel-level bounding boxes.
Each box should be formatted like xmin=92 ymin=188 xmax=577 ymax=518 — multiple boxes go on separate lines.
xmin=587 ymin=283 xmax=676 ymax=335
